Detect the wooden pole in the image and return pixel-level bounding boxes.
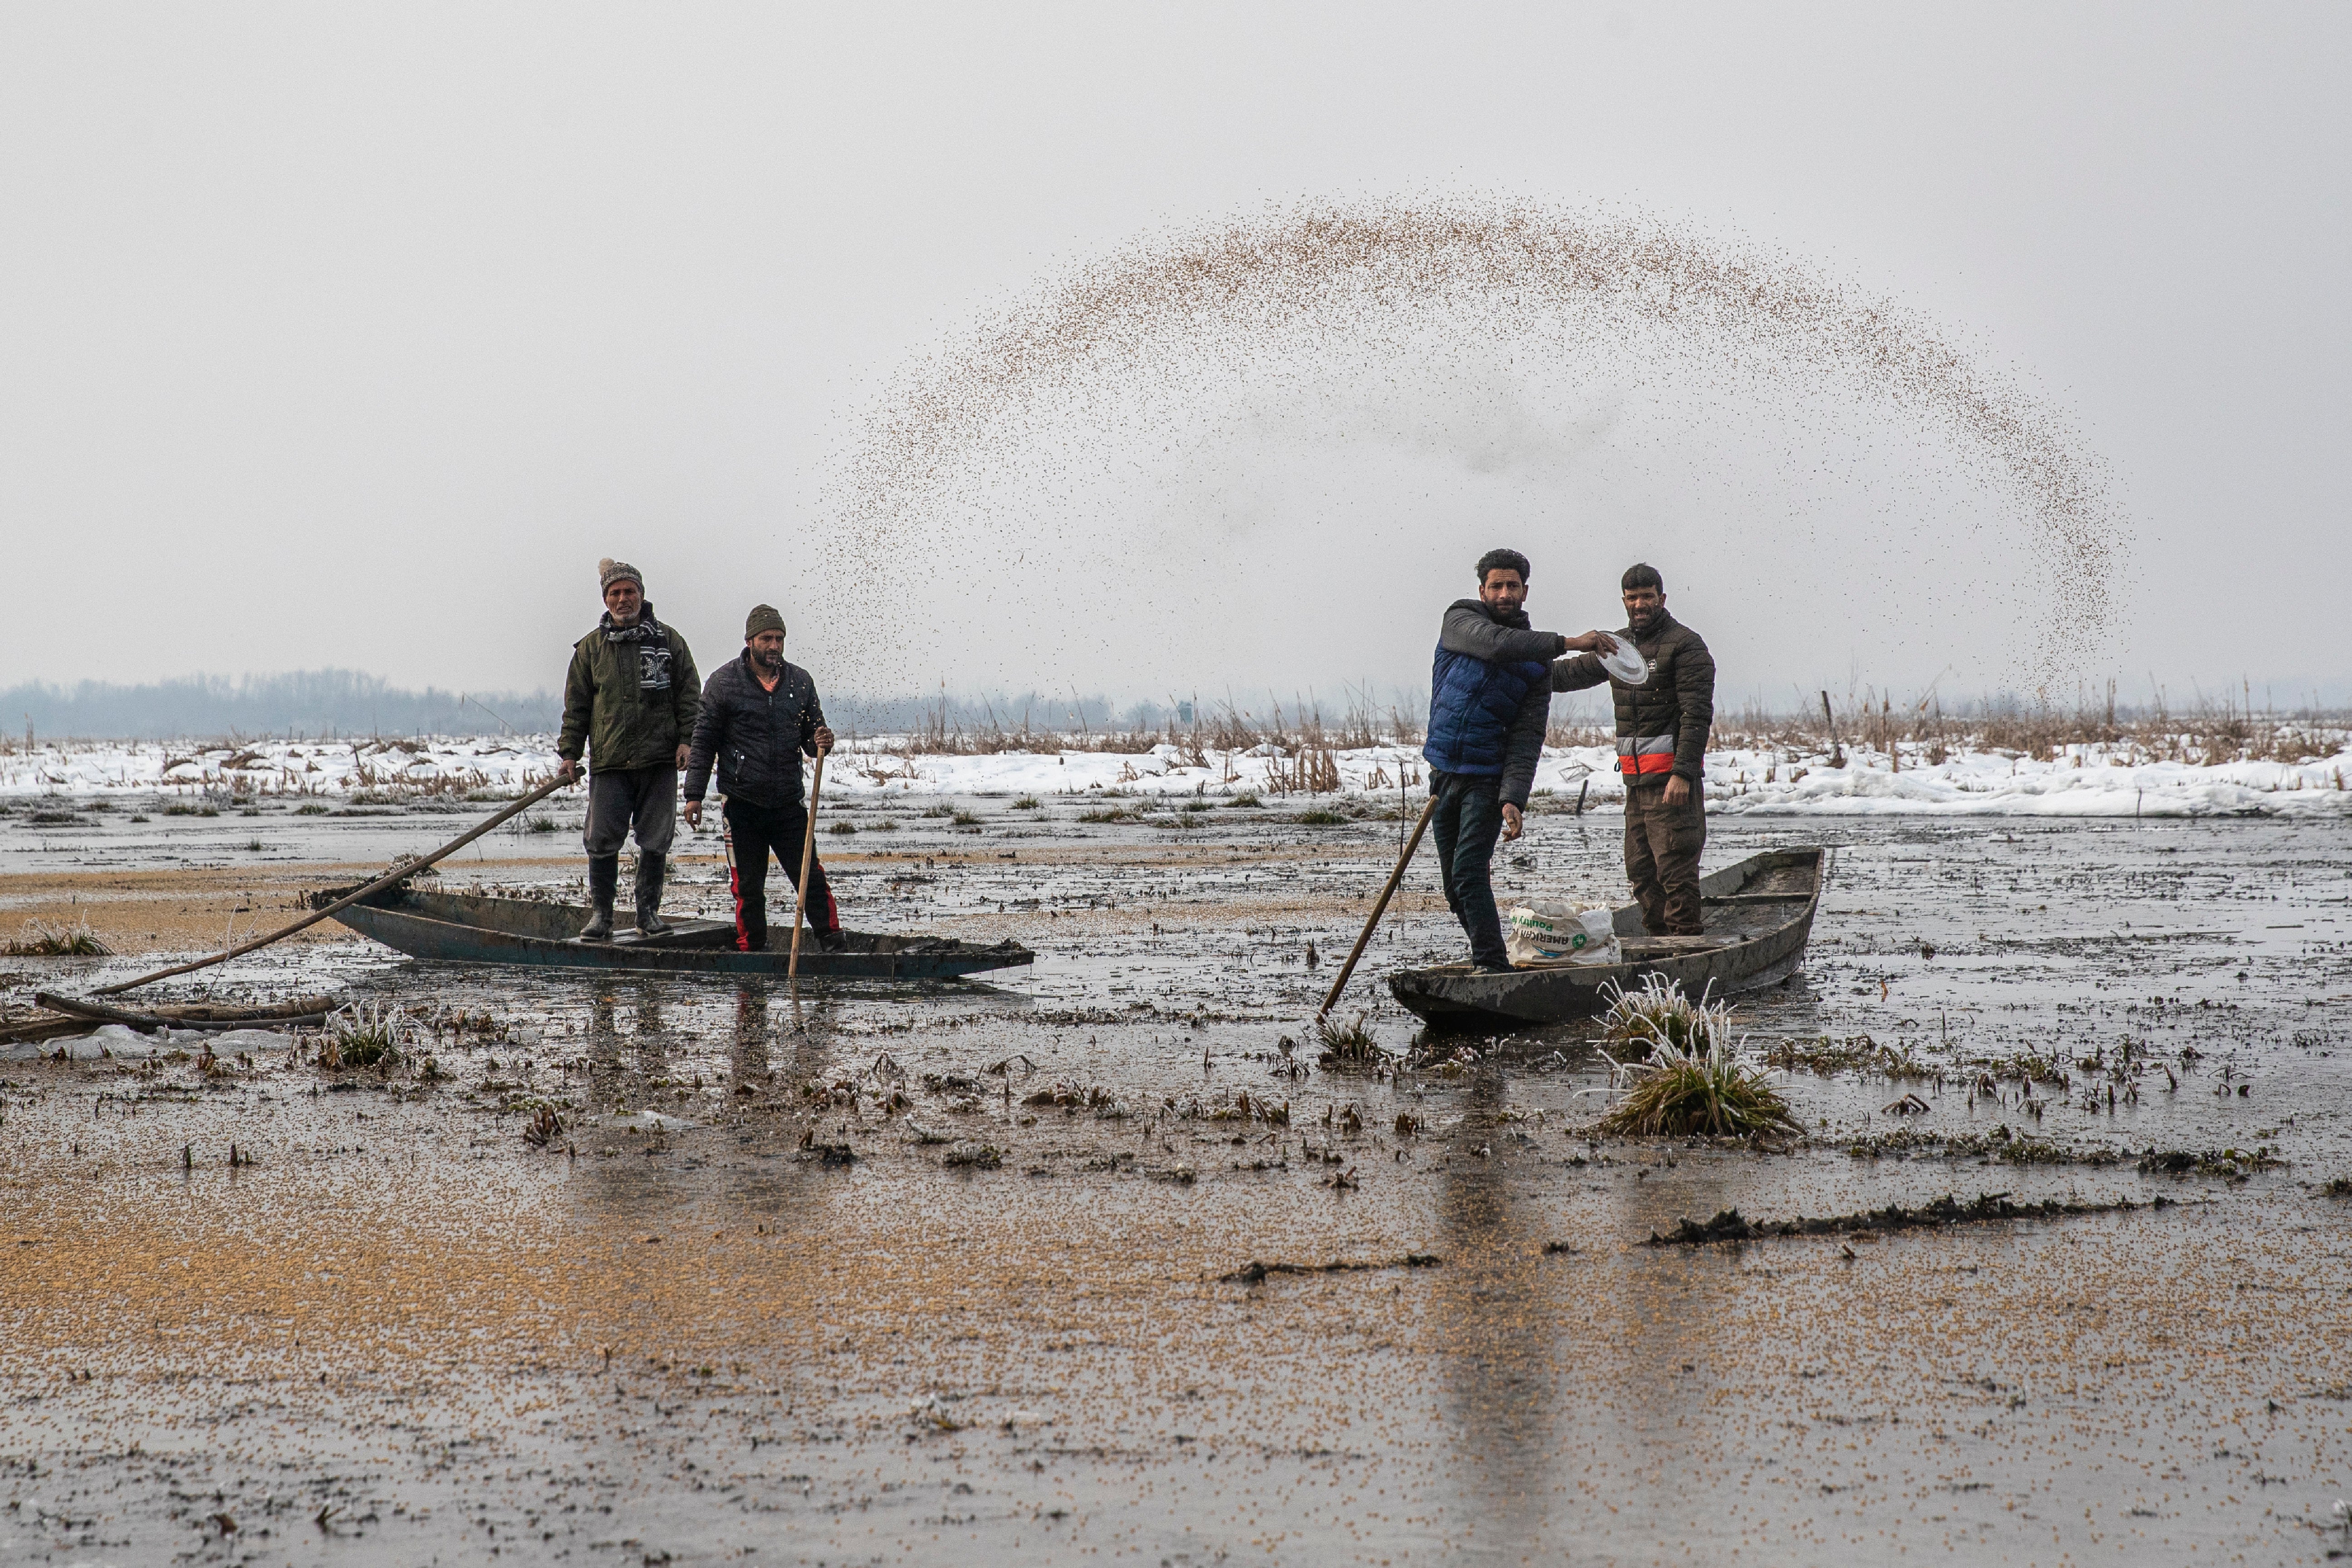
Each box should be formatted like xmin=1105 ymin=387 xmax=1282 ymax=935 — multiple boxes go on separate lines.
xmin=786 ymin=749 xmax=828 ymax=1008
xmin=1317 ymin=791 xmax=1438 ymax=1020
xmin=90 ymin=774 xmax=568 ymax=996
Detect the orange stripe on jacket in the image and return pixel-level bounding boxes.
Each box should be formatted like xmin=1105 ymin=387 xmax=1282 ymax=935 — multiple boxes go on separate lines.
xmin=1616 ymin=735 xmax=1676 ymax=775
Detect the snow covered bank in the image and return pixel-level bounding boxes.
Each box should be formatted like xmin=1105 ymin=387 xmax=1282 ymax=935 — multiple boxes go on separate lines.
xmin=1698 ymin=743 xmax=2352 ymax=818
xmin=0 ymin=735 xmax=2346 ymax=818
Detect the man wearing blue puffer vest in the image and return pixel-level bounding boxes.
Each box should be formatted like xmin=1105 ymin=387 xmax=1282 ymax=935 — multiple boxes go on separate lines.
xmin=1423 ymin=549 xmax=1622 ymax=972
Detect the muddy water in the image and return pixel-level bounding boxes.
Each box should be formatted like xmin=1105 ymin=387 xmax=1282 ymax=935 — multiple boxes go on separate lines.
xmin=3 ymin=804 xmax=2349 ymax=1565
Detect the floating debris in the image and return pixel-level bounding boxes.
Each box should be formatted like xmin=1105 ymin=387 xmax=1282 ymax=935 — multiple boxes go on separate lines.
xmin=1220 ymin=1254 xmax=1441 ymax=1285
xmin=1648 ymin=1191 xmax=2176 ymax=1246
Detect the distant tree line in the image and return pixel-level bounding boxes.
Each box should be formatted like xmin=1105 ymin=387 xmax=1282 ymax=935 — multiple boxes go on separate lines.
xmin=1 ymin=669 xmax=1436 ymax=745
xmin=1 ymin=670 xmax=561 ymax=741
xmin=1 ymin=671 xmax=1191 ymax=743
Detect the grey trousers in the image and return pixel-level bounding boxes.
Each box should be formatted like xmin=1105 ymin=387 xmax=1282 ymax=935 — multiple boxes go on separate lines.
xmin=1624 ymin=781 xmax=1705 ymax=935
xmin=584 ymin=765 xmax=677 ymax=857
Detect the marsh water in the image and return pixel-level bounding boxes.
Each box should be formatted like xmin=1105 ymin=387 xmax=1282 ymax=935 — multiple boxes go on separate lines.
xmin=3 ymin=800 xmax=2348 ymax=1565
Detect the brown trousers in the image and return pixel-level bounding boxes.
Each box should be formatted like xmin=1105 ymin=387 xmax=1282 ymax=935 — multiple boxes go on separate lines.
xmin=1624 ymin=781 xmax=1706 ymax=935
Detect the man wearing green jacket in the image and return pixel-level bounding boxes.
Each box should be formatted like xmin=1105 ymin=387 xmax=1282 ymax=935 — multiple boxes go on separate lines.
xmin=554 ymin=559 xmax=700 ymax=941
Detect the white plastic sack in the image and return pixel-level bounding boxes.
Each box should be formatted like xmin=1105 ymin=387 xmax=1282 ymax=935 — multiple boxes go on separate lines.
xmin=1504 ymin=901 xmax=1620 ymax=967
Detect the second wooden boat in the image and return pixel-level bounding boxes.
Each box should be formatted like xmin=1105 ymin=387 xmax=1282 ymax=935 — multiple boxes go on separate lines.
xmin=322 ymin=885 xmax=1034 ymax=981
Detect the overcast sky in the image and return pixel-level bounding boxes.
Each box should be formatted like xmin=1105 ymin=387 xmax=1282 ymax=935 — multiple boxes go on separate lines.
xmin=3 ymin=4 xmax=2345 ymax=713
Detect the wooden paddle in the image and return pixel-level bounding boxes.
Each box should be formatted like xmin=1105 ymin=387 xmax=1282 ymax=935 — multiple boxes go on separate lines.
xmin=786 ymin=746 xmax=829 ymax=1012
xmin=1317 ymin=790 xmax=1438 ymax=1020
xmin=88 ymin=774 xmax=569 ymax=997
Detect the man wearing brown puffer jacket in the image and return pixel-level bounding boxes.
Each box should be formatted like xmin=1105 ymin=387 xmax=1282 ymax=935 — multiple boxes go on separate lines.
xmin=1551 ymin=563 xmax=1715 ymax=935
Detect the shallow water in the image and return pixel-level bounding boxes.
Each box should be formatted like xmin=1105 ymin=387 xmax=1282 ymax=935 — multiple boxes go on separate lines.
xmin=2 ymin=808 xmax=2348 ymax=1565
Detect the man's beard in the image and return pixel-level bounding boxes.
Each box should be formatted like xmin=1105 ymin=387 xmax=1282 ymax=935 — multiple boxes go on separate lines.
xmin=752 ymin=647 xmax=784 ymax=673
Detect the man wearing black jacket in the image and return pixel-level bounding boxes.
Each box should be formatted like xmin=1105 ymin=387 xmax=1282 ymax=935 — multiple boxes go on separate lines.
xmin=681 ymin=605 xmax=843 ymax=953
xmin=1551 ymin=563 xmax=1716 ymax=936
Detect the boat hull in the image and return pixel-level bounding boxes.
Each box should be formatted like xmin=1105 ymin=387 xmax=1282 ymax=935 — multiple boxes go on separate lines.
xmin=1387 ymin=847 xmax=1823 ymax=1029
xmin=329 ymin=887 xmax=1034 ymax=980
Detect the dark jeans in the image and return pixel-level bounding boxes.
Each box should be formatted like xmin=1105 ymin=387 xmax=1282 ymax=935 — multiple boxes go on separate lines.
xmin=724 ymin=796 xmax=838 ymax=952
xmin=1431 ymin=770 xmax=1509 ymax=969
xmin=584 ymin=765 xmax=676 ymax=856
xmin=1624 ymin=781 xmax=1706 ymax=935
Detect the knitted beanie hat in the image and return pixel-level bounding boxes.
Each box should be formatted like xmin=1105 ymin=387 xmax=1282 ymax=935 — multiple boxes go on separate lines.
xmin=598 ymin=558 xmax=643 ymax=591
xmin=745 ymin=604 xmax=786 ymax=639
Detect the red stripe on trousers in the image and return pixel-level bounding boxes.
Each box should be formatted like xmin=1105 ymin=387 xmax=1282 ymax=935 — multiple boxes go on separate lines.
xmin=730 ymin=859 xmax=752 ymax=951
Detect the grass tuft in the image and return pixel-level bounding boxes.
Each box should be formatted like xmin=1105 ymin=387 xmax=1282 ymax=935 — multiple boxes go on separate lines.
xmin=323 ymin=1003 xmax=412 ymax=1069
xmin=1313 ymin=1010 xmax=1387 ymax=1068
xmin=1592 ymin=976 xmax=1799 ymax=1138
xmin=4 ymin=918 xmax=113 ymax=957
xmin=1599 ymin=972 xmax=1726 ymax=1059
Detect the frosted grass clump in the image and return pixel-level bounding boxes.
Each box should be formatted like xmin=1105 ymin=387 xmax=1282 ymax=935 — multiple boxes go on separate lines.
xmin=1592 ymin=975 xmax=1799 ymax=1139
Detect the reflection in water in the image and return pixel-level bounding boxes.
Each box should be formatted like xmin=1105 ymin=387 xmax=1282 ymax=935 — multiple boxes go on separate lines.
xmin=1431 ymin=1065 xmax=1553 ymax=1558
xmin=584 ymin=985 xmax=619 ymax=1077
xmin=1597 ymin=1122 xmax=1739 ymax=1539
xmin=582 ymin=980 xmax=678 ymax=1086
xmin=729 ymin=978 xmax=834 ymax=1090
xmin=633 ymin=985 xmax=670 ymax=1070
xmin=731 ymin=980 xmax=772 ymax=1083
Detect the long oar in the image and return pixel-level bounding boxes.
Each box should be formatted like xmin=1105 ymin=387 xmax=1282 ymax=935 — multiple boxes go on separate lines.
xmin=89 ymin=774 xmax=570 ymax=997
xmin=786 ymin=748 xmax=829 ymax=1015
xmin=1317 ymin=790 xmax=1438 ymax=1020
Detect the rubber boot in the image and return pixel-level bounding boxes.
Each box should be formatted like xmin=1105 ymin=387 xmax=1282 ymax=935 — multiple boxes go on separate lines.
xmin=579 ymin=855 xmax=618 ymax=941
xmin=635 ymin=852 xmax=673 ymax=936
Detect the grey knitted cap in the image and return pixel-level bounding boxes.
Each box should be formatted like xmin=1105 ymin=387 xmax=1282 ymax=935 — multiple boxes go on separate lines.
xmin=598 ymin=558 xmax=643 ymax=591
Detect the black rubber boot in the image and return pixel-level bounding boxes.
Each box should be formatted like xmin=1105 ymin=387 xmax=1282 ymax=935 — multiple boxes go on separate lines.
xmin=635 ymin=852 xmax=673 ymax=936
xmin=579 ymin=855 xmax=619 ymax=941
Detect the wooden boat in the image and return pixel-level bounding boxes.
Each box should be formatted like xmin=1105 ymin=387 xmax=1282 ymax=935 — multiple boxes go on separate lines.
xmin=323 ymin=885 xmax=1034 ymax=981
xmin=1387 ymin=847 xmax=1824 ymax=1029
